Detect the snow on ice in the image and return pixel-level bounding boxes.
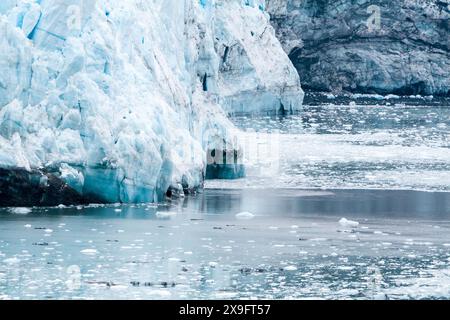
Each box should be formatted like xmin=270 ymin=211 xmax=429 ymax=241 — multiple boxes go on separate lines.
xmin=0 ymin=0 xmax=303 ymax=204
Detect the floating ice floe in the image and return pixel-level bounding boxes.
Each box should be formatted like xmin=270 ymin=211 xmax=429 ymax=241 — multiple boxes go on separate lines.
xmin=155 ymin=211 xmax=178 ymax=219
xmin=339 ymin=218 xmax=359 ymax=228
xmin=235 ymin=212 xmax=255 ymax=220
xmin=3 ymin=257 xmax=20 ymax=264
xmin=9 ymin=207 xmax=32 ymax=214
xmin=284 ymin=265 xmax=298 ymax=271
xmin=80 ymin=249 xmax=98 ymax=255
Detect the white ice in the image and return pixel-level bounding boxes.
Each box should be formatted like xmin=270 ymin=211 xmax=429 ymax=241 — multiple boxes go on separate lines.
xmin=339 ymin=218 xmax=360 ymax=228
xmin=9 ymin=207 xmax=32 ymax=214
xmin=0 ymin=0 xmax=303 ymax=203
xmin=235 ymin=211 xmax=255 ymax=220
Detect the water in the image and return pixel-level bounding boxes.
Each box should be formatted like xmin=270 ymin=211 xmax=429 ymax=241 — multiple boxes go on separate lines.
xmin=207 ymin=104 xmax=450 ymax=191
xmin=1 ymin=104 xmax=450 ymax=300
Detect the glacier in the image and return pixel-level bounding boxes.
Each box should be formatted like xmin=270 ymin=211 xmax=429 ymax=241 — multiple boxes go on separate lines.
xmin=0 ymin=0 xmax=303 ymax=205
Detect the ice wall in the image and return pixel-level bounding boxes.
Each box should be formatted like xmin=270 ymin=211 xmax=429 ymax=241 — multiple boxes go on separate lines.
xmin=0 ymin=0 xmax=303 ymax=205
xmin=214 ymin=0 xmax=304 ymax=113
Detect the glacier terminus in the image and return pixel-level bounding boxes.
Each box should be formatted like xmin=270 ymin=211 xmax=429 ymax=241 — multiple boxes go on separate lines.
xmin=0 ymin=0 xmax=303 ymax=205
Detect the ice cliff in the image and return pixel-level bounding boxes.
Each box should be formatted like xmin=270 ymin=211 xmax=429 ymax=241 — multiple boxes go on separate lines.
xmin=0 ymin=0 xmax=303 ymax=206
xmin=267 ymin=0 xmax=450 ymax=96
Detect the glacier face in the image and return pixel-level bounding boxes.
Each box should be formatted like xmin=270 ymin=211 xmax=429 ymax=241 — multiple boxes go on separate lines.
xmin=214 ymin=1 xmax=304 ymax=114
xmin=267 ymin=0 xmax=450 ymax=96
xmin=0 ymin=0 xmax=303 ymax=205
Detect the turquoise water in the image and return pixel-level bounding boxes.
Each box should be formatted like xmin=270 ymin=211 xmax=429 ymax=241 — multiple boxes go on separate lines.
xmin=1 ymin=104 xmax=450 ymax=300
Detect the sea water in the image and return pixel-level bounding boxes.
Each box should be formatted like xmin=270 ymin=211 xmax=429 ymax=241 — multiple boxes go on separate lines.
xmin=1 ymin=104 xmax=450 ymax=300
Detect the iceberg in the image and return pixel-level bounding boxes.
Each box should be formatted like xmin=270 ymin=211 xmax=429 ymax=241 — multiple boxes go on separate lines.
xmin=0 ymin=0 xmax=303 ymax=205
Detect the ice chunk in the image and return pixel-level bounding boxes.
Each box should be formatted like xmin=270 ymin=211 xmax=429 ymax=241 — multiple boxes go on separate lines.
xmin=21 ymin=3 xmax=41 ymax=38
xmin=339 ymin=218 xmax=360 ymax=228
xmin=59 ymin=163 xmax=84 ymax=194
xmin=9 ymin=207 xmax=32 ymax=214
xmin=235 ymin=211 xmax=255 ymax=220
xmin=155 ymin=211 xmax=178 ymax=219
xmin=3 ymin=257 xmax=21 ymax=264
xmin=80 ymin=249 xmax=98 ymax=255
xmin=284 ymin=265 xmax=298 ymax=271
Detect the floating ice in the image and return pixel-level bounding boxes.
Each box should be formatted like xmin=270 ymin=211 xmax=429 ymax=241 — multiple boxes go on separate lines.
xmin=147 ymin=290 xmax=172 ymax=298
xmin=3 ymin=257 xmax=20 ymax=264
xmin=339 ymin=218 xmax=359 ymax=228
xmin=284 ymin=265 xmax=298 ymax=271
xmin=156 ymin=211 xmax=178 ymax=219
xmin=235 ymin=211 xmax=255 ymax=220
xmin=9 ymin=207 xmax=32 ymax=214
xmin=80 ymin=249 xmax=98 ymax=255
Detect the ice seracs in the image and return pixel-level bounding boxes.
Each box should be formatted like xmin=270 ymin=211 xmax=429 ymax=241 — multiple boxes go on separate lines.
xmin=0 ymin=0 xmax=303 ymax=205
xmin=214 ymin=0 xmax=304 ymax=114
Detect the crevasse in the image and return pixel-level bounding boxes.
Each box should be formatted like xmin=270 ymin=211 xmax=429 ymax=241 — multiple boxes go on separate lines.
xmin=0 ymin=0 xmax=303 ymax=205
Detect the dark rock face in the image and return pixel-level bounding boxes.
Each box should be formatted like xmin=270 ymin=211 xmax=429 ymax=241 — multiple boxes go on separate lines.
xmin=0 ymin=168 xmax=97 ymax=207
xmin=267 ymin=0 xmax=450 ymax=96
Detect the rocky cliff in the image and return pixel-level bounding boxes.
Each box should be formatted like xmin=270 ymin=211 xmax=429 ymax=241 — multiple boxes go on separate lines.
xmin=267 ymin=0 xmax=450 ymax=96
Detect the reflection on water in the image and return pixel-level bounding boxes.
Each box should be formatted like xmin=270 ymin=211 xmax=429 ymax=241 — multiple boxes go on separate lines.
xmin=192 ymin=189 xmax=450 ymax=220
xmin=1 ymin=189 xmax=450 ymax=300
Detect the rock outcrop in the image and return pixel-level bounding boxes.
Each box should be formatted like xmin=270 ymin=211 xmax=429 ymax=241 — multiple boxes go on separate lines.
xmin=268 ymin=0 xmax=450 ymax=96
